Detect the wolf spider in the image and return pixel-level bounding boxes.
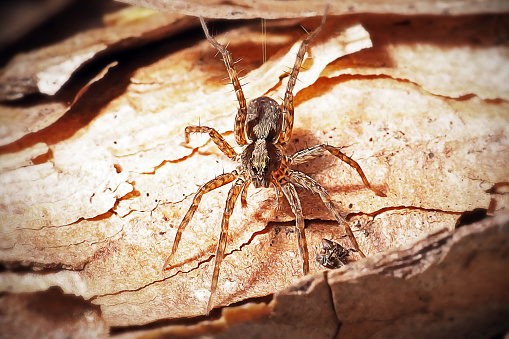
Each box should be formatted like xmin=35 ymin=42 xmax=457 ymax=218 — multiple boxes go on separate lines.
xmin=164 ymin=11 xmax=385 ymax=314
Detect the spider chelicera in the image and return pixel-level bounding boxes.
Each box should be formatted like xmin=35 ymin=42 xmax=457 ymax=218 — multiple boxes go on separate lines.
xmin=164 ymin=10 xmax=385 ymax=314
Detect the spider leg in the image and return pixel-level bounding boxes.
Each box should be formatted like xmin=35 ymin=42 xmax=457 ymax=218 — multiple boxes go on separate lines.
xmin=163 ymin=171 xmax=238 ymax=271
xmin=279 ymin=9 xmax=327 ymax=145
xmin=287 ymin=169 xmax=366 ymax=258
xmin=207 ymin=177 xmax=245 ymax=315
xmin=290 ymin=144 xmax=386 ymax=197
xmin=272 ymin=179 xmax=285 ymax=211
xmin=240 ymin=180 xmax=250 ymax=207
xmin=281 ymin=182 xmax=310 ymax=275
xmin=185 ymin=125 xmax=237 ymax=160
xmin=200 ymin=17 xmax=248 ymax=146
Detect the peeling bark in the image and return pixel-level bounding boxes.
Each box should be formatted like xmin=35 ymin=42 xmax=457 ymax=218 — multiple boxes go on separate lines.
xmin=0 ymin=1 xmax=508 ymax=337
xmin=119 ymin=0 xmax=509 ymax=18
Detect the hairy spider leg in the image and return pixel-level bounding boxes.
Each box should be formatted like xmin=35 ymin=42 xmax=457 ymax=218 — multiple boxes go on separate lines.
xmin=185 ymin=126 xmax=237 ymax=159
xmin=240 ymin=180 xmax=250 ymax=207
xmin=207 ymin=177 xmax=246 ymax=315
xmin=287 ymin=169 xmax=366 ymax=258
xmin=290 ymin=144 xmax=386 ymax=197
xmin=200 ymin=17 xmax=248 ymax=146
xmin=281 ymin=183 xmax=310 ymax=275
xmin=163 ymin=171 xmax=238 ymax=270
xmin=279 ymin=10 xmax=327 ymax=145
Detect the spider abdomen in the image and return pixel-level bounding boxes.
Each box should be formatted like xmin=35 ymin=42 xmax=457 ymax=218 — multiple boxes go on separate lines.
xmin=245 ymin=96 xmax=282 ymax=142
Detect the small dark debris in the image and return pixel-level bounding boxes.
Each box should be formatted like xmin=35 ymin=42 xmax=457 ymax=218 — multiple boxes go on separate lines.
xmin=316 ymin=238 xmax=352 ymax=269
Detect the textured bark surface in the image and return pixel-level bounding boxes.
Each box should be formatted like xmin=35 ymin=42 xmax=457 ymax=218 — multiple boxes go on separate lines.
xmin=1 ymin=1 xmax=508 ymax=338
xmin=113 ymin=213 xmax=509 ymax=339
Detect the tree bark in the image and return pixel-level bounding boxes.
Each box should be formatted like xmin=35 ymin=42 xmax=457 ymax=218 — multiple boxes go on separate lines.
xmin=1 ymin=1 xmax=508 ymax=337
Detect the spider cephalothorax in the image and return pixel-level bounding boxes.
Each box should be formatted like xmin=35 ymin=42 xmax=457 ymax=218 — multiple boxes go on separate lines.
xmin=242 ymin=138 xmax=283 ymax=188
xmin=164 ymin=10 xmax=385 ymax=315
